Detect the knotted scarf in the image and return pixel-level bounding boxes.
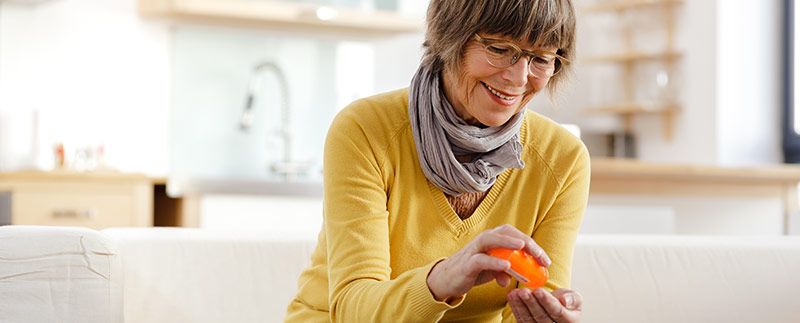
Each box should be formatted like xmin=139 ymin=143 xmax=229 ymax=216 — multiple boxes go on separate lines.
xmin=408 ymin=65 xmax=526 ymax=196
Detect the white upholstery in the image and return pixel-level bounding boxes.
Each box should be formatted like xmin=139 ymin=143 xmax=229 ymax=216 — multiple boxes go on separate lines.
xmin=0 ymin=226 xmax=123 ymax=323
xmin=573 ymin=235 xmax=800 ymax=323
xmin=2 ymin=225 xmax=800 ymax=323
xmin=102 ymin=227 xmax=318 ymax=323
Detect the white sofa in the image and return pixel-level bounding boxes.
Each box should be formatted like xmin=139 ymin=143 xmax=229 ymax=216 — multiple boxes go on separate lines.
xmin=2 ymin=225 xmax=800 ymax=323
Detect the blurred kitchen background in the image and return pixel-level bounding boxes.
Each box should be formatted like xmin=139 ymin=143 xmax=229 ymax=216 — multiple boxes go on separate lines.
xmin=1 ymin=0 xmax=800 ymax=236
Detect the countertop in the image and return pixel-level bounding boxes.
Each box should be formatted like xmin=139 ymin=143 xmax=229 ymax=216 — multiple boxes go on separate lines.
xmin=591 ymin=158 xmax=800 ymax=184
xmin=0 ymin=170 xmax=153 ymax=183
xmin=4 ymin=158 xmax=800 ymax=196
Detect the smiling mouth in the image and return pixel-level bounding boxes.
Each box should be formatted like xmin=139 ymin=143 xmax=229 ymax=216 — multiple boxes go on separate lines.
xmin=482 ymin=82 xmax=517 ymax=100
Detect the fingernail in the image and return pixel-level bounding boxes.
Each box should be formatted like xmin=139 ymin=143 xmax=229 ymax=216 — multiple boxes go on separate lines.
xmin=498 ymin=259 xmax=510 ymax=268
xmin=534 ymin=289 xmax=545 ymax=298
xmin=523 ymin=292 xmax=532 ymax=300
xmin=544 ymin=257 xmax=552 ymax=267
xmin=565 ymin=294 xmax=574 ymax=308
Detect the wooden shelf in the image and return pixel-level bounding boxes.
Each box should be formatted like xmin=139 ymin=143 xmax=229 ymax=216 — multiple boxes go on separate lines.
xmin=139 ymin=0 xmax=424 ymax=34
xmin=581 ymin=0 xmax=683 ymax=141
xmin=584 ymin=0 xmax=684 ymax=13
xmin=584 ymin=102 xmax=679 ymax=139
xmin=583 ymin=50 xmax=682 ymax=64
xmin=583 ymin=102 xmax=680 ymax=115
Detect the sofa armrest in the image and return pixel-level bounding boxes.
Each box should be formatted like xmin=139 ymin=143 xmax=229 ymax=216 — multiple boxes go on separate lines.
xmin=0 ymin=225 xmax=123 ymax=323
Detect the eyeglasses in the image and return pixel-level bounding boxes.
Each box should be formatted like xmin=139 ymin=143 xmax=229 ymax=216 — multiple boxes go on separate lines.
xmin=473 ymin=34 xmax=570 ymax=79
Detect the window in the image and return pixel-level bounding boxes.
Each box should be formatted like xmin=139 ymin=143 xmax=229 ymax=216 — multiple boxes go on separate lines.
xmin=785 ymin=0 xmax=800 ymax=163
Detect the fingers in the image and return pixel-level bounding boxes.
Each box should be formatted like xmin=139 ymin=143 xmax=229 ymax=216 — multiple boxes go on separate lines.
xmin=522 ymin=289 xmax=556 ymax=322
xmin=536 ymin=288 xmax=584 ymax=322
xmin=492 ymin=224 xmax=551 ymax=267
xmin=551 ymin=288 xmax=582 ymax=311
xmin=468 ymin=253 xmax=511 ymax=274
xmin=473 ymin=228 xmax=525 ymax=253
xmin=494 ymin=271 xmax=512 ymax=288
xmin=506 ymin=290 xmax=537 ymax=323
xmin=508 ymin=289 xmax=554 ymax=323
xmin=509 ymin=288 xmax=582 ymax=323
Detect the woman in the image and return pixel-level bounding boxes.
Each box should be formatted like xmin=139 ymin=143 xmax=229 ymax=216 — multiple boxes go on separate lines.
xmin=284 ymin=0 xmax=588 ymax=322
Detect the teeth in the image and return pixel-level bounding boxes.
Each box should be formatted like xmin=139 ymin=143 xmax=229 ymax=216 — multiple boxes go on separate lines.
xmin=484 ymin=83 xmax=515 ymax=100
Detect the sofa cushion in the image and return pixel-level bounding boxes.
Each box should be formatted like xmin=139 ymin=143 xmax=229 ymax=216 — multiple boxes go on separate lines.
xmin=102 ymin=227 xmax=318 ymax=323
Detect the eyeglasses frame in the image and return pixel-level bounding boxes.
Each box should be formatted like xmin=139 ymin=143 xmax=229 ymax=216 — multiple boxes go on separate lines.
xmin=473 ymin=33 xmax=570 ymax=77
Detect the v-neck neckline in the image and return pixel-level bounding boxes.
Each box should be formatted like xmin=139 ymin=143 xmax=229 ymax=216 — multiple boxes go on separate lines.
xmin=426 ymin=114 xmax=529 ymax=236
xmin=427 ymin=169 xmax=514 ymax=235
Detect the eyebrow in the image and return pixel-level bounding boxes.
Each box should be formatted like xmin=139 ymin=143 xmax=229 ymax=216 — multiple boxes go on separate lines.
xmin=483 ymin=36 xmax=550 ymax=53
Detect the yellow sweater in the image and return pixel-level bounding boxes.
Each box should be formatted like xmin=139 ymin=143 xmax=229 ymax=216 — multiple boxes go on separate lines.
xmin=284 ymin=89 xmax=590 ymax=322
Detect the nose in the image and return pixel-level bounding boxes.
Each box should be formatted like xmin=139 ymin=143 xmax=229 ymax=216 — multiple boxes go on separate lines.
xmin=502 ymin=56 xmax=529 ymax=87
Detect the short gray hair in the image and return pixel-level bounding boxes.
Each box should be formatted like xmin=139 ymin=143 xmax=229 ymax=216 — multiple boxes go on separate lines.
xmin=422 ymin=0 xmax=576 ymax=98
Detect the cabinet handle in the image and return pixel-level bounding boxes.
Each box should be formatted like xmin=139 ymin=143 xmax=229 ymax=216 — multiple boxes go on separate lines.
xmin=52 ymin=208 xmax=98 ymax=219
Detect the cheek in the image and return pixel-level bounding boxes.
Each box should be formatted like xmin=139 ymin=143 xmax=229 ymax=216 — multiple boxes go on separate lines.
xmin=520 ymin=77 xmax=548 ymax=105
xmin=459 ymin=71 xmax=481 ymax=105
xmin=532 ymin=76 xmax=550 ymax=91
xmin=529 ymin=77 xmax=550 ymax=96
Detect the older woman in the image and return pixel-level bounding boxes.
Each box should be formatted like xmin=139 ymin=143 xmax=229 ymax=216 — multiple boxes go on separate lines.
xmin=284 ymin=0 xmax=588 ymax=322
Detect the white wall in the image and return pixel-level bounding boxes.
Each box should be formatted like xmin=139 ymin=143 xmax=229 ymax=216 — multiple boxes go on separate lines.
xmin=634 ymin=0 xmax=719 ymax=164
xmin=0 ymin=0 xmax=171 ymax=175
xmin=585 ymin=194 xmax=784 ymax=236
xmin=716 ymin=0 xmax=783 ymax=166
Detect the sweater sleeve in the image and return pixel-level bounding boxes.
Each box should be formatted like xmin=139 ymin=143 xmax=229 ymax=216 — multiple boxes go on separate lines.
xmin=498 ymin=146 xmax=590 ymax=323
xmin=323 ymin=106 xmax=462 ymax=322
xmin=533 ymin=145 xmax=591 ymax=292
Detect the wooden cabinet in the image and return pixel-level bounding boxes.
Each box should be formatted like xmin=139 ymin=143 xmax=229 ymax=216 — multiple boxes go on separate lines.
xmin=0 ymin=172 xmax=153 ymax=230
xmin=581 ymin=0 xmax=684 ymax=139
xmin=138 ymin=0 xmax=424 ymax=34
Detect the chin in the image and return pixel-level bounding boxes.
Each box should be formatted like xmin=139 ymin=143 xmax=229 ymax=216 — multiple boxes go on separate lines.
xmin=476 ymin=111 xmax=519 ymax=127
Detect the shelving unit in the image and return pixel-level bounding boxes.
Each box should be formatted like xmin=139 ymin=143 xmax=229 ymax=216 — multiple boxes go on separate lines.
xmin=581 ymin=0 xmax=684 ymax=140
xmin=583 ymin=0 xmax=683 ymax=13
xmin=582 ymin=50 xmax=682 ymax=64
xmin=139 ymin=0 xmax=424 ymax=34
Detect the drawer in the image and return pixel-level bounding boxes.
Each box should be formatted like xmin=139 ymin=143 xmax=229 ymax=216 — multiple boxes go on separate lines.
xmin=13 ymin=192 xmax=136 ymax=229
xmin=10 ymin=181 xmax=152 ymax=229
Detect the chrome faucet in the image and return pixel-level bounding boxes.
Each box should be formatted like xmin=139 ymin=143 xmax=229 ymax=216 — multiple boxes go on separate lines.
xmin=239 ymin=61 xmax=311 ymax=179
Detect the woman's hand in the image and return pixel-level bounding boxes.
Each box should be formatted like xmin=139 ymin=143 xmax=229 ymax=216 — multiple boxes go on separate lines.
xmin=507 ymin=288 xmax=582 ymax=323
xmin=426 ymin=224 xmax=551 ymax=302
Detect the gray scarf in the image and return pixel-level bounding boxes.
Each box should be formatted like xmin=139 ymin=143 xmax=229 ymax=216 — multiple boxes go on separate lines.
xmin=408 ymin=65 xmax=526 ymax=196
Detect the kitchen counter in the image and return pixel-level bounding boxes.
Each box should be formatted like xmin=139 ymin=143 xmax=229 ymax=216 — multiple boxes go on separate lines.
xmin=590 ymin=158 xmax=800 ymax=234
xmin=167 ymin=158 xmax=800 ymax=233
xmin=591 ymin=158 xmax=800 ymax=183
xmin=0 ymin=170 xmax=152 ymax=183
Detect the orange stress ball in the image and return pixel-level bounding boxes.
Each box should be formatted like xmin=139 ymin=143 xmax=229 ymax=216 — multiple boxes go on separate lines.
xmin=489 ymin=248 xmax=549 ymax=289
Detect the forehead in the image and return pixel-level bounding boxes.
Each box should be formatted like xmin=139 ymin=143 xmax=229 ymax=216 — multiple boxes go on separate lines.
xmin=479 ymin=32 xmax=559 ymax=52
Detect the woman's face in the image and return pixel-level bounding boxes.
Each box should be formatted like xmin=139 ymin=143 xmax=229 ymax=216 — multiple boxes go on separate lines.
xmin=443 ymin=33 xmax=555 ymax=127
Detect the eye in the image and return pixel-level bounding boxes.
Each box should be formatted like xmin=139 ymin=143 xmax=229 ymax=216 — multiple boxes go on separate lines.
xmin=487 ymin=45 xmax=511 ymax=55
xmin=532 ymin=56 xmax=552 ymax=65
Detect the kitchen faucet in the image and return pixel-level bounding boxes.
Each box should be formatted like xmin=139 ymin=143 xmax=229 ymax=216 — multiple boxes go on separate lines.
xmin=239 ymin=61 xmax=310 ymax=179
